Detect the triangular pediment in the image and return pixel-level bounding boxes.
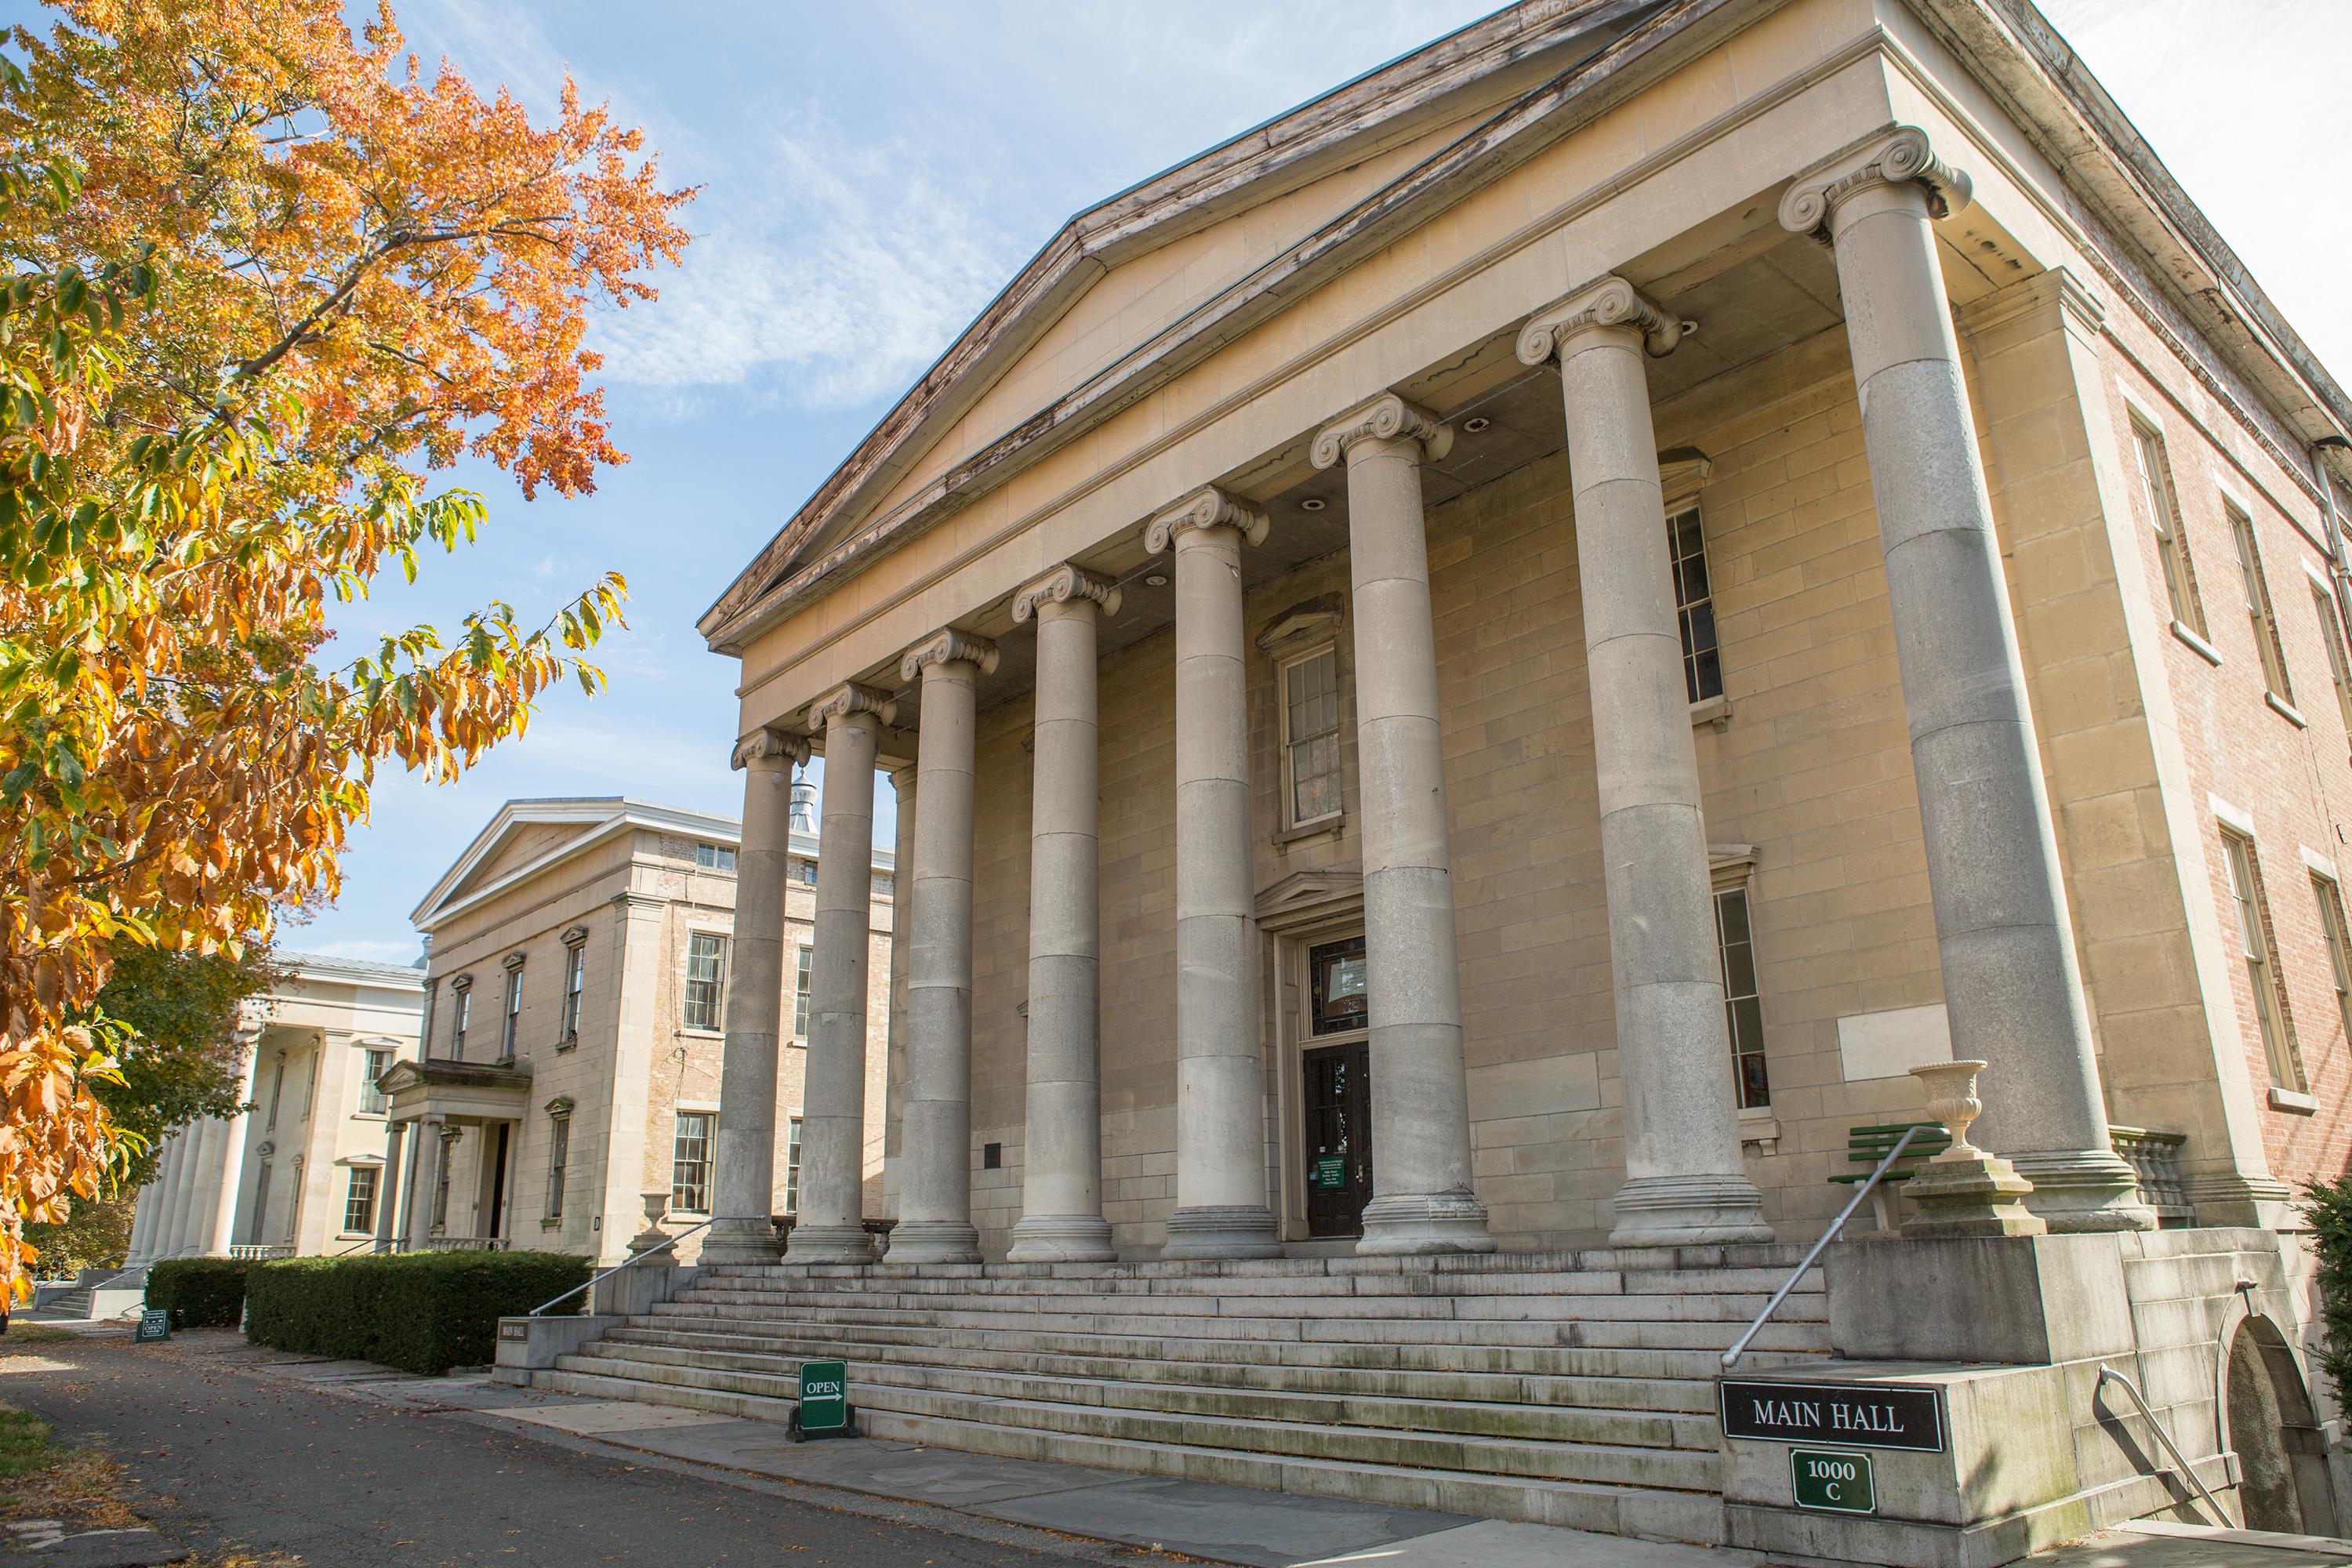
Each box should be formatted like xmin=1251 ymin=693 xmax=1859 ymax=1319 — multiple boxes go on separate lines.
xmin=410 ymin=797 xmax=741 ymax=933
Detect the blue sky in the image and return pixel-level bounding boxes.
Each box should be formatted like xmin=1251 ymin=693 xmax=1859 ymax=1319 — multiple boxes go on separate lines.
xmin=51 ymin=0 xmax=2337 ymax=965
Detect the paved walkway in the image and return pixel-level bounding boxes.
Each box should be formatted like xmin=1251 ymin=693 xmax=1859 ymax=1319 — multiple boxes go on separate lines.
xmin=8 ymin=1326 xmax=2350 ymax=1567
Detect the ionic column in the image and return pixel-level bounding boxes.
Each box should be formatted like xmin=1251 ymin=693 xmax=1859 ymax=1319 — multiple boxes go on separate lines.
xmin=1519 ymin=278 xmax=1774 ymax=1247
xmin=882 ymin=761 xmax=917 ymax=1223
xmin=405 ymin=1114 xmax=441 ymax=1250
xmin=1149 ymin=488 xmax=1281 ymax=1260
xmin=129 ymin=1139 xmax=178 ymax=1263
xmin=373 ymin=1122 xmax=405 ymax=1253
xmin=887 ymin=630 xmax=997 ymax=1264
xmin=168 ymin=1121 xmax=219 ymax=1259
xmin=1008 ymin=566 xmax=1121 ymax=1263
xmin=205 ymin=1044 xmax=263 ymax=1256
xmin=1780 ymin=129 xmax=2150 ymax=1230
xmin=783 ymin=681 xmax=894 ymax=1264
xmin=1310 ymin=394 xmax=1496 ymax=1256
xmin=154 ymin=1134 xmax=194 ymax=1258
xmin=704 ymin=725 xmax=809 ymax=1265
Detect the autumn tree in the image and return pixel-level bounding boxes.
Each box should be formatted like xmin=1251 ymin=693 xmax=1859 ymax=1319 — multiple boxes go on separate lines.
xmin=0 ymin=0 xmax=691 ymax=1288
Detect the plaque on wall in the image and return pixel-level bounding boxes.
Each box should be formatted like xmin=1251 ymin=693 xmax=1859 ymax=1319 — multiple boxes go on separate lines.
xmin=1719 ymin=1378 xmax=1944 ymax=1452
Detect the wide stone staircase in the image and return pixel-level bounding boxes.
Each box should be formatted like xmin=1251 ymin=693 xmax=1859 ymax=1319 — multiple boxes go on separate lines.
xmin=530 ymin=1245 xmax=1828 ymax=1544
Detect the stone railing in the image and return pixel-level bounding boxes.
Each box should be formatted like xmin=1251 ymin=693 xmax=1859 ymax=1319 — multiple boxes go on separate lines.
xmin=225 ymin=1244 xmax=293 ymax=1261
xmin=2110 ymin=1127 xmax=2191 ymax=1226
xmin=420 ymin=1236 xmax=511 ymax=1252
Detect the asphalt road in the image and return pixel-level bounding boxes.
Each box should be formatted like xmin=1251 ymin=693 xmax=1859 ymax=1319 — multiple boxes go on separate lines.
xmin=0 ymin=1334 xmax=1080 ymax=1566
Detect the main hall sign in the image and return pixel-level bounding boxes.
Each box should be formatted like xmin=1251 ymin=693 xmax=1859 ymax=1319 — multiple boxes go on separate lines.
xmin=1719 ymin=1378 xmax=1945 ymax=1453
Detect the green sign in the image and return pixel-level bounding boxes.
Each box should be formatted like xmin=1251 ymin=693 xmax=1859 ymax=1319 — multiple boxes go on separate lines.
xmin=796 ymin=1358 xmax=850 ymax=1437
xmin=1312 ymin=1156 xmax=1347 ymax=1191
xmin=132 ymin=1309 xmax=172 ymax=1344
xmin=1791 ymin=1448 xmax=1875 ymax=1515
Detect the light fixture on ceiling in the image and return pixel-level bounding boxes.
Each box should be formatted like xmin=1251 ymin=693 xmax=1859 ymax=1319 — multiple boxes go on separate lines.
xmin=1300 ymin=497 xmax=1328 ymax=512
xmin=1461 ymin=416 xmax=1492 ymax=434
xmin=1145 ymin=573 xmax=1168 ymax=587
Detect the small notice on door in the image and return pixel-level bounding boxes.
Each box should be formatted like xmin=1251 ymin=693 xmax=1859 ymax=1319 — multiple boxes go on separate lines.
xmin=1311 ymin=1156 xmax=1347 ymax=1190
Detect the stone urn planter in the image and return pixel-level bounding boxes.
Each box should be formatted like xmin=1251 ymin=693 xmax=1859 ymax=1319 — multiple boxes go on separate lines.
xmin=1900 ymin=1059 xmax=2047 ymax=1240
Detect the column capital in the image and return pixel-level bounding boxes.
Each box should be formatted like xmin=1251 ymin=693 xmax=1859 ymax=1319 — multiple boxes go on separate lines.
xmin=731 ymin=725 xmax=809 ymax=771
xmin=1310 ymin=391 xmax=1453 ymax=470
xmin=1517 ymin=275 xmax=1690 ymax=365
xmin=807 ymin=681 xmax=897 ymax=730
xmin=900 ymin=628 xmax=1000 ymax=684
xmin=1778 ymin=125 xmax=1973 ymax=238
xmin=1145 ymin=485 xmax=1269 ymax=553
xmin=1012 ymin=564 xmax=1122 ymax=623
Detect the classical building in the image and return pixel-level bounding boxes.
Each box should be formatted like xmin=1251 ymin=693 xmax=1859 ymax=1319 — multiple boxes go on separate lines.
xmin=125 ymin=952 xmax=426 ymax=1265
xmin=521 ymin=1 xmax=2352 ymax=1557
xmin=386 ymin=795 xmax=895 ymax=1265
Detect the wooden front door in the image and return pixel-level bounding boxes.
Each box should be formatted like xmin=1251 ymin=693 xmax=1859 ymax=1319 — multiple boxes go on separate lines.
xmin=1303 ymin=1040 xmax=1373 ymax=1237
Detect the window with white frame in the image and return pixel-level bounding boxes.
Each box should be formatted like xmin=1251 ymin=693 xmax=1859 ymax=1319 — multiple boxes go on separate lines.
xmin=1279 ymin=646 xmax=1343 ymax=828
xmin=2221 ymin=830 xmax=2301 ymax=1090
xmin=2314 ymin=873 xmax=2352 ymax=1054
xmin=793 ymin=946 xmax=812 ymax=1040
xmin=1667 ymin=504 xmax=1724 ymax=704
xmin=265 ymin=1051 xmax=286 ymax=1130
xmin=784 ymin=1116 xmax=804 ymax=1214
xmin=356 ymin=1047 xmax=391 ymax=1115
xmin=684 ymin=933 xmax=728 ymax=1032
xmin=671 ymin=1112 xmax=714 ymax=1214
xmin=2228 ymin=504 xmax=2293 ymax=702
xmin=450 ymin=980 xmax=472 ymax=1058
xmin=2126 ymin=418 xmax=2204 ymax=633
xmin=695 ymin=842 xmax=736 ymax=873
xmin=342 ymin=1167 xmax=377 ymax=1234
xmin=500 ymin=962 xmax=524 ymax=1061
xmin=797 ymin=858 xmax=817 ymax=886
xmin=561 ymin=939 xmax=586 ymax=1041
xmin=1713 ymin=884 xmax=1769 ymax=1109
xmin=2311 ymin=579 xmax=2352 ymax=739
xmin=546 ymin=1110 xmax=571 ymax=1220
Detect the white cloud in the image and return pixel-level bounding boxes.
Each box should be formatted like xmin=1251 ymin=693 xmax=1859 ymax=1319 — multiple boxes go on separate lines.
xmin=300 ymin=937 xmax=421 ymax=964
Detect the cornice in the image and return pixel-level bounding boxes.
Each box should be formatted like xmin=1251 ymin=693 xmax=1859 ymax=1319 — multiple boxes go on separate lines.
xmin=1145 ymin=485 xmax=1271 ymax=554
xmin=900 ymin=628 xmax=1001 ymax=683
xmin=1310 ymin=391 xmax=1453 ymax=470
xmin=807 ymin=681 xmax=898 ymax=731
xmin=1517 ymin=274 xmax=1690 ymax=365
xmin=1011 ymin=564 xmax=1122 ymax=624
xmin=1777 ymin=125 xmax=1973 ymax=237
xmin=731 ymin=726 xmax=810 ymax=771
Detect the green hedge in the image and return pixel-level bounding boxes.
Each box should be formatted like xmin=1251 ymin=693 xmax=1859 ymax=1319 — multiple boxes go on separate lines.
xmin=245 ymin=1250 xmax=592 ymax=1375
xmin=143 ymin=1257 xmax=252 ymax=1328
xmin=2308 ymin=1178 xmax=2352 ymax=1392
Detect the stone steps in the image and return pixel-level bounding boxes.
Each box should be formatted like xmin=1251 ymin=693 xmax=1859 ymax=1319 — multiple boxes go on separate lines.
xmin=536 ymin=1364 xmax=1722 ymax=1541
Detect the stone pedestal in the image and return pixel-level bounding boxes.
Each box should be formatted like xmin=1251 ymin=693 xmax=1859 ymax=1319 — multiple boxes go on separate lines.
xmin=1901 ymin=1060 xmax=2046 ymax=1240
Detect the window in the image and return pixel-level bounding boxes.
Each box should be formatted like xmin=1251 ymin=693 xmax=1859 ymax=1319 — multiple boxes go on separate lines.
xmin=356 ymin=1047 xmax=391 ymax=1115
xmin=2221 ymin=832 xmax=2301 ymax=1090
xmin=342 ymin=1167 xmax=378 ymax=1234
xmin=296 ymin=1051 xmax=316 ymax=1121
xmin=451 ymin=982 xmax=472 ymax=1058
xmin=684 ymin=933 xmax=728 ymax=1032
xmin=2311 ymin=580 xmax=2352 ymax=739
xmin=420 ymin=980 xmax=437 ymax=1056
xmin=500 ymin=963 xmax=524 ymax=1061
xmin=695 ymin=842 xmax=737 ymax=873
xmin=2228 ymin=506 xmax=2292 ymax=702
xmin=1715 ymin=886 xmax=1769 ymax=1109
xmin=546 ymin=1112 xmax=570 ymax=1220
xmin=265 ymin=1052 xmax=286 ymax=1130
xmin=793 ymin=946 xmax=813 ymax=1040
xmin=797 ymin=859 xmax=818 ymax=886
xmin=2315 ymin=875 xmax=2352 ymax=1052
xmin=1280 ymin=647 xmax=1343 ymax=826
xmin=671 ymin=1112 xmax=714 ymax=1214
xmin=2126 ymin=419 xmax=2203 ymax=632
xmin=1667 ymin=504 xmax=1723 ymax=703
xmin=783 ymin=1116 xmax=804 ymax=1214
xmin=1308 ymin=935 xmax=1368 ymax=1036
xmin=245 ymin=1160 xmax=272 ymax=1247
xmin=561 ymin=942 xmax=586 ymax=1041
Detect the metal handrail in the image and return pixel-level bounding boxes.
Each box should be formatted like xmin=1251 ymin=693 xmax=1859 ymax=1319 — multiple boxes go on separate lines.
xmin=1722 ymin=1123 xmax=1926 ymax=1371
xmin=529 ymin=1218 xmax=710 ymax=1318
xmin=2097 ymin=1363 xmax=2228 ymax=1526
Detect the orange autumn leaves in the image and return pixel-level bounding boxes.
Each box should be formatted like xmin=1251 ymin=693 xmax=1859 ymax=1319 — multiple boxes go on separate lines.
xmin=0 ymin=0 xmax=690 ymax=1288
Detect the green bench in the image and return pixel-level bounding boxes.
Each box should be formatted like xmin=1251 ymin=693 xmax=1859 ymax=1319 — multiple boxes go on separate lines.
xmin=1830 ymin=1122 xmax=1953 ymax=1230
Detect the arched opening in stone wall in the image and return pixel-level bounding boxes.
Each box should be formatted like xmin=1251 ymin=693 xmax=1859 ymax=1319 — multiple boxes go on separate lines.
xmin=2223 ymin=1315 xmax=2336 ymax=1536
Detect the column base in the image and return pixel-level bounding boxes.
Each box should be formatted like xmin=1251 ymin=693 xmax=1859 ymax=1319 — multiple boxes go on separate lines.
xmin=1160 ymin=1205 xmax=1281 ymax=1261
xmin=2184 ymin=1172 xmax=2297 ymax=1229
xmin=781 ymin=1222 xmax=878 ymax=1264
xmin=1006 ymin=1214 xmax=1116 ymax=1263
xmin=1900 ymin=1152 xmax=2048 ymax=1240
xmin=884 ymin=1220 xmax=982 ymax=1264
xmin=698 ymin=1217 xmax=783 ymax=1266
xmin=1608 ymin=1173 xmax=1777 ymax=1248
xmin=2009 ymin=1149 xmax=2158 ymax=1232
xmin=1356 ymin=1192 xmax=1497 ymax=1257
